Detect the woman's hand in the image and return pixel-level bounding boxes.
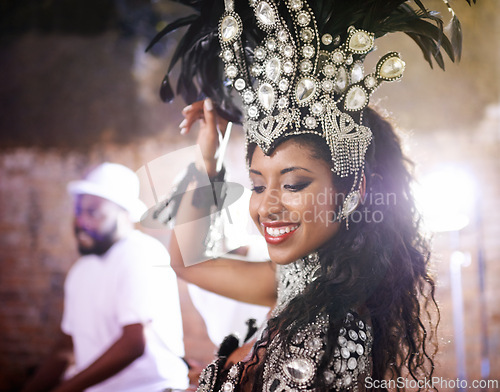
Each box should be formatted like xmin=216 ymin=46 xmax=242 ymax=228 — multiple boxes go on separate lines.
xmin=179 ymin=98 xmax=229 ymax=177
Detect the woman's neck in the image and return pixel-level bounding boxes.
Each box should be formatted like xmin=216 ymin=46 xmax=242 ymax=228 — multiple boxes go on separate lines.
xmin=272 ymin=251 xmax=321 ymax=317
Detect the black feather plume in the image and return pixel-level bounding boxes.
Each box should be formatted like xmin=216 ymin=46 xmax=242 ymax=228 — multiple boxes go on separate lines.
xmin=148 ymin=0 xmax=476 ymax=122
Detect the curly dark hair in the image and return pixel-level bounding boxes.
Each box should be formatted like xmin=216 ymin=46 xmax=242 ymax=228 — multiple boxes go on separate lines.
xmin=244 ymin=107 xmax=439 ymax=391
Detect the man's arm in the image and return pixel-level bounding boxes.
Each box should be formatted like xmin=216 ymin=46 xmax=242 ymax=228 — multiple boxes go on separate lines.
xmin=21 ymin=332 xmax=74 ymax=392
xmin=51 ymin=323 xmax=145 ymax=392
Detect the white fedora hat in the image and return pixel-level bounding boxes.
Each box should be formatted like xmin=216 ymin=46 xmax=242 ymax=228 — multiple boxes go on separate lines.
xmin=67 ymin=162 xmax=147 ymax=222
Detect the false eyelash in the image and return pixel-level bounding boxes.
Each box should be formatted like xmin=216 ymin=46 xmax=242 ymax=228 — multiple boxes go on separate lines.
xmin=284 ymin=182 xmax=311 ymax=192
xmin=251 ymin=186 xmax=265 ymax=194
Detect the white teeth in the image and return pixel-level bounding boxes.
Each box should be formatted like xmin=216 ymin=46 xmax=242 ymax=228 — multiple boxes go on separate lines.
xmin=265 ymin=225 xmax=298 ymax=237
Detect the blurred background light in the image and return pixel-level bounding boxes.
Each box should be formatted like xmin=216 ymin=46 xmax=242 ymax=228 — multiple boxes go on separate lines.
xmin=414 ymin=165 xmax=477 ymax=233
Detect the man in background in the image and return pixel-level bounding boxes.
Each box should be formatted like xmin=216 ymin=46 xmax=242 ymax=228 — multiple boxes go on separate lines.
xmin=22 ymin=162 xmax=189 ymax=392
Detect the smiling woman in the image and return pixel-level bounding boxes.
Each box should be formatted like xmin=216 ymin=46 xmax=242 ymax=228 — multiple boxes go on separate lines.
xmin=166 ymin=100 xmax=437 ymax=392
xmin=153 ymin=0 xmax=476 ymax=390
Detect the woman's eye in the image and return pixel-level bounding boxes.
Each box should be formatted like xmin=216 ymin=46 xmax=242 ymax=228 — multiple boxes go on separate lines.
xmin=284 ymin=182 xmax=311 ymax=192
xmin=251 ymin=185 xmax=265 ymax=194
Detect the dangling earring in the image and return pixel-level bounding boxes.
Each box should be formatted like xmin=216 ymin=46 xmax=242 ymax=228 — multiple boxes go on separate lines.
xmin=340 ymin=190 xmax=361 ymax=229
xmin=338 ymin=171 xmax=365 ymax=229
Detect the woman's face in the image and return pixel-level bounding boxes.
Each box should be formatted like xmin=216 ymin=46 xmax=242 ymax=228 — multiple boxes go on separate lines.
xmin=249 ymin=139 xmax=341 ymax=264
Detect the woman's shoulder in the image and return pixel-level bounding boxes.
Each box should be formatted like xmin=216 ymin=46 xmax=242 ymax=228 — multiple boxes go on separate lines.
xmin=326 ymin=311 xmax=373 ymax=390
xmin=264 ymin=310 xmax=372 ymax=391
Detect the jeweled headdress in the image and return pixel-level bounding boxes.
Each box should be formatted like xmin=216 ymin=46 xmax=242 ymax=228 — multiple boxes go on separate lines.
xmin=149 ymin=0 xmax=474 ymax=217
xmin=218 ymin=0 xmax=406 ymax=180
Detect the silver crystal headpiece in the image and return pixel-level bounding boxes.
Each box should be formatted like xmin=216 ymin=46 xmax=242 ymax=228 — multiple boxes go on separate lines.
xmin=218 ymin=0 xmax=405 ymax=178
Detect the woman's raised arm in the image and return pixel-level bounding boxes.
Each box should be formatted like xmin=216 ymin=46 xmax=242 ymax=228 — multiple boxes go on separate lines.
xmin=168 ymin=99 xmax=276 ymax=307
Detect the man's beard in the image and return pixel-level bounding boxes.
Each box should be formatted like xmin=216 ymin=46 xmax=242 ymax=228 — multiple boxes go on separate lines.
xmin=74 ymin=222 xmax=118 ymax=256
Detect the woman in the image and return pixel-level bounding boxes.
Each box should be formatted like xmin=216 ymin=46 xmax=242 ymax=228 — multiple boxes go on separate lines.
xmin=154 ymin=1 xmax=474 ymax=390
xmin=168 ymin=99 xmax=435 ymax=392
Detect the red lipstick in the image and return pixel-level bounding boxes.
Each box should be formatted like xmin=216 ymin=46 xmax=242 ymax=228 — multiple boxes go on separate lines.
xmin=261 ymin=221 xmax=299 ymax=245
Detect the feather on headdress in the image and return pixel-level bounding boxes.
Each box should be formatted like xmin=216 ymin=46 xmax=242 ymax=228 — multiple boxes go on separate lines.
xmin=148 ymin=0 xmax=474 ymax=121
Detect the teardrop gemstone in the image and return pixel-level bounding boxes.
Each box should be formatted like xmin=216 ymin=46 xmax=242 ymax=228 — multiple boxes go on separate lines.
xmin=265 ymin=57 xmax=281 ymax=83
xmin=221 ymin=16 xmax=240 ymax=42
xmin=348 ymin=31 xmax=374 ymax=53
xmin=343 ymin=191 xmax=360 ymax=215
xmin=295 ymin=77 xmax=316 ymax=103
xmin=255 ymin=2 xmax=275 ymax=26
xmin=334 ymin=66 xmax=348 ymax=93
xmin=351 ymin=62 xmax=364 ymax=83
xmin=378 ymin=55 xmax=405 ymax=80
xmin=258 ymin=83 xmax=275 ymax=110
xmin=344 ymin=86 xmax=367 ymax=111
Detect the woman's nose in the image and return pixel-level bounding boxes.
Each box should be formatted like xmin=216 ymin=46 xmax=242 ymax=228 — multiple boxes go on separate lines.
xmin=258 ymin=188 xmax=284 ymax=220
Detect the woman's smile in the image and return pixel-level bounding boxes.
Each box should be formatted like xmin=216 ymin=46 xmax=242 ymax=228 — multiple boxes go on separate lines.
xmin=261 ymin=221 xmax=300 ymax=244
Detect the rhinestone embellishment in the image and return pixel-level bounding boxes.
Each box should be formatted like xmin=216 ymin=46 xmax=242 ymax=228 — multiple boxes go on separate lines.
xmin=234 ymin=78 xmax=246 ymax=90
xmin=255 ymin=47 xmax=266 ymax=60
xmin=255 ymin=1 xmax=276 ymax=26
xmin=283 ymin=358 xmax=315 ymax=384
xmin=300 ymin=60 xmax=313 ymax=73
xmin=283 ymin=60 xmax=294 ymax=74
xmin=283 ymin=45 xmax=294 ymax=58
xmin=290 ymin=0 xmax=302 ymax=10
xmin=260 ymin=251 xmax=373 ymax=391
xmin=296 ymin=77 xmax=316 ymax=103
xmin=278 ymin=79 xmax=289 ymax=91
xmin=302 ymin=45 xmax=315 ymax=58
xmin=297 ymin=11 xmax=310 ymax=26
xmin=351 ymin=62 xmax=364 ymax=83
xmin=266 ymin=57 xmax=281 ymax=82
xmin=323 ymin=64 xmax=335 ymax=77
xmin=378 ymin=53 xmax=405 ymax=80
xmin=278 ymin=29 xmax=288 ymax=42
xmin=342 ymin=191 xmax=361 ymax=216
xmin=364 ymin=75 xmax=377 ymax=89
xmin=334 ymin=66 xmax=348 ymax=92
xmin=226 ymin=65 xmax=237 ymax=78
xmin=220 ymin=15 xmax=241 ymax=42
xmin=248 ymin=106 xmax=258 ymax=118
xmin=223 ymin=49 xmax=233 ymax=61
xmin=305 ymin=116 xmax=317 ymax=128
xmin=278 ymin=97 xmax=288 ymax=108
xmin=300 ymin=28 xmax=314 ymax=42
xmin=243 ymin=90 xmax=255 ymax=103
xmin=344 ymin=87 xmax=368 ymax=111
xmin=258 ymin=83 xmax=275 ymax=110
xmin=321 ymin=33 xmax=333 ymax=46
xmin=348 ymin=30 xmax=374 ymax=53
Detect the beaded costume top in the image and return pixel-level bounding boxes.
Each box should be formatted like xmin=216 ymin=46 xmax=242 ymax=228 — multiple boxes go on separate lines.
xmin=197 ymin=253 xmax=373 ymax=391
